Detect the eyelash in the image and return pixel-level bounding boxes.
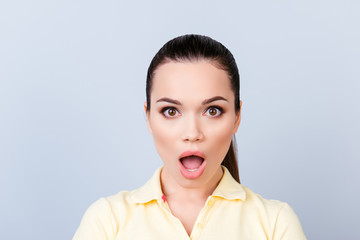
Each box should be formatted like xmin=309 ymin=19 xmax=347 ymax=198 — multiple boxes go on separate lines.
xmin=205 ymin=106 xmax=224 ymax=117
xmin=160 ymin=106 xmax=224 ymax=118
xmin=161 ymin=107 xmax=180 ymax=118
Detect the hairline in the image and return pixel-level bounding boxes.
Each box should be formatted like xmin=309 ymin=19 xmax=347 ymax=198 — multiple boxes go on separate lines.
xmin=147 ymin=57 xmax=238 ymax=113
xmin=150 ymin=57 xmax=231 ymax=87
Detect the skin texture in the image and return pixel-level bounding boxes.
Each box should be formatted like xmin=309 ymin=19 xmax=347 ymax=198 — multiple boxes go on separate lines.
xmin=144 ymin=60 xmax=242 ymax=235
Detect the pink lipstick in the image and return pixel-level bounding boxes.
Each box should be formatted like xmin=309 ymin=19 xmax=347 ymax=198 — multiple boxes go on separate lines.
xmin=178 ymin=151 xmax=206 ymax=179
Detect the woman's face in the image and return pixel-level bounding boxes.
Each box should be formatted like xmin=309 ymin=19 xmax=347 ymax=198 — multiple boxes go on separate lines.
xmin=145 ymin=60 xmax=241 ymax=188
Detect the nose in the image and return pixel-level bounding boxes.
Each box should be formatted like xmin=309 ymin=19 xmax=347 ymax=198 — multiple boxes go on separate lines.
xmin=181 ymin=115 xmax=204 ymax=142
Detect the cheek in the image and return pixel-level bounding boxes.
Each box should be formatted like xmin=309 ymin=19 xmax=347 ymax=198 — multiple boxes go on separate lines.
xmin=205 ymin=117 xmax=235 ymax=139
xmin=149 ymin=117 xmax=179 ymax=160
xmin=204 ymin=120 xmax=234 ymax=159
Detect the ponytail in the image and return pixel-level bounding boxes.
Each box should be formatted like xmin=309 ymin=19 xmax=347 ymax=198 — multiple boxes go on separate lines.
xmin=222 ymin=136 xmax=240 ymax=183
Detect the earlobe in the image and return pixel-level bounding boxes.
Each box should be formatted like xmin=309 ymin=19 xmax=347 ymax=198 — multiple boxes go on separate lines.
xmin=144 ymin=102 xmax=152 ymax=135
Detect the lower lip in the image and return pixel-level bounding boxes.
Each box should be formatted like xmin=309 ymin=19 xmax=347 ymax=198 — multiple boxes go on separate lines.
xmin=178 ymin=159 xmax=206 ymax=179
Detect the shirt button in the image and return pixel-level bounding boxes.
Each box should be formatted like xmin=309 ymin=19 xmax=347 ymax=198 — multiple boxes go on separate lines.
xmin=197 ymin=223 xmax=203 ymax=229
xmin=208 ymin=200 xmax=213 ymax=205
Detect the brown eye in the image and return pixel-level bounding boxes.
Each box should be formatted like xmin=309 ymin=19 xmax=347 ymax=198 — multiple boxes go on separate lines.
xmin=208 ymin=108 xmax=217 ymax=116
xmin=167 ymin=108 xmax=176 ymax=116
xmin=162 ymin=107 xmax=179 ymax=118
xmin=205 ymin=106 xmax=223 ymax=117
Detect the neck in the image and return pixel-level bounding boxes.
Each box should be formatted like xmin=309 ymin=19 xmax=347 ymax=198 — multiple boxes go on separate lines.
xmin=160 ymin=166 xmax=224 ymax=201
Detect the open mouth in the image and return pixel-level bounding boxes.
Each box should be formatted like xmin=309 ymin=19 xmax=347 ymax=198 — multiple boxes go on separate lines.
xmin=178 ymin=151 xmax=207 ymax=179
xmin=180 ymin=155 xmax=205 ymax=172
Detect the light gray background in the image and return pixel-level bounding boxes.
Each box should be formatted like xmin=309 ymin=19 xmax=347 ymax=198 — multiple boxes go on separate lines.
xmin=1 ymin=0 xmax=359 ymax=239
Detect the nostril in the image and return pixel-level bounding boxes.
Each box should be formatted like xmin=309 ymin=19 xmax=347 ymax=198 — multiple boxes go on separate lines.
xmin=182 ymin=121 xmax=204 ymax=142
xmin=182 ymin=134 xmax=203 ymax=142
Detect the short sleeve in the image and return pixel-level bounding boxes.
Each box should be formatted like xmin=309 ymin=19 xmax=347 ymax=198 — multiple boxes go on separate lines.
xmin=73 ymin=198 xmax=118 ymax=240
xmin=272 ymin=203 xmax=307 ymax=240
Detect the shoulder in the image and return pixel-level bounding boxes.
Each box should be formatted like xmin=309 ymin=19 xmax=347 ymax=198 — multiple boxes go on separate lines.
xmin=86 ymin=190 xmax=137 ymax=223
xmin=73 ymin=167 xmax=163 ymax=240
xmin=241 ymin=185 xmax=307 ymax=239
xmin=242 ymin=185 xmax=289 ymax=212
xmin=72 ymin=190 xmax=133 ymax=240
xmin=83 ymin=190 xmax=133 ymax=212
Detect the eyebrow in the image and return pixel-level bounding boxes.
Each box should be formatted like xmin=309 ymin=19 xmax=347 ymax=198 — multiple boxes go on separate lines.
xmin=202 ymin=96 xmax=228 ymax=105
xmin=155 ymin=96 xmax=228 ymax=105
xmin=156 ymin=97 xmax=182 ymax=105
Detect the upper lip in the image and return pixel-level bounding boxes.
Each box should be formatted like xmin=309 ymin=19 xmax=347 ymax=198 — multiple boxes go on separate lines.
xmin=179 ymin=150 xmax=206 ymax=160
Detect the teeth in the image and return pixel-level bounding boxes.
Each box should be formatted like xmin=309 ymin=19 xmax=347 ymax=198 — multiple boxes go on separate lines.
xmin=186 ymin=168 xmax=198 ymax=172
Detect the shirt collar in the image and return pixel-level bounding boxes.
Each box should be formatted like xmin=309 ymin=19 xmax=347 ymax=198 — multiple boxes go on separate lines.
xmin=130 ymin=166 xmax=246 ymax=204
xmin=212 ymin=166 xmax=246 ymax=201
xmin=129 ymin=167 xmax=164 ymax=204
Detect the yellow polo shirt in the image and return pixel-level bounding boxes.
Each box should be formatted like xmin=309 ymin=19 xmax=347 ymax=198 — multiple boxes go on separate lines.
xmin=73 ymin=166 xmax=306 ymax=240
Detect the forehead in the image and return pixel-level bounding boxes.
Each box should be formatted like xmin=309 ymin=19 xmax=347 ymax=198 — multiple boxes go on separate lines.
xmin=151 ymin=60 xmax=233 ymax=101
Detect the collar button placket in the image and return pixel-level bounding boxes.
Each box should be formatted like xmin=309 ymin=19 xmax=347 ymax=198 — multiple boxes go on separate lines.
xmin=190 ymin=198 xmax=213 ymax=240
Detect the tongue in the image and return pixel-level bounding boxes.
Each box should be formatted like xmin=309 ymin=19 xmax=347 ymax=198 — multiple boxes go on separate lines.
xmin=181 ymin=156 xmax=203 ymax=169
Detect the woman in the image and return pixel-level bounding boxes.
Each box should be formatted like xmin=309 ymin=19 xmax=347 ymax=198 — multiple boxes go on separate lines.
xmin=73 ymin=34 xmax=306 ymax=239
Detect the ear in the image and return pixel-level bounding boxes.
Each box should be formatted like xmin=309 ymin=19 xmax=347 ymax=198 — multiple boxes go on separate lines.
xmin=144 ymin=102 xmax=152 ymax=135
xmin=232 ymin=100 xmax=242 ymax=135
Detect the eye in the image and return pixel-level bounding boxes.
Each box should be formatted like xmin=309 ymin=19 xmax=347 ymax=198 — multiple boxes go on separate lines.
xmin=161 ymin=107 xmax=180 ymax=118
xmin=205 ymin=106 xmax=223 ymax=117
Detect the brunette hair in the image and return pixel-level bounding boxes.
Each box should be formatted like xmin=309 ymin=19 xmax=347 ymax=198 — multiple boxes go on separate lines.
xmin=146 ymin=34 xmax=241 ymax=183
